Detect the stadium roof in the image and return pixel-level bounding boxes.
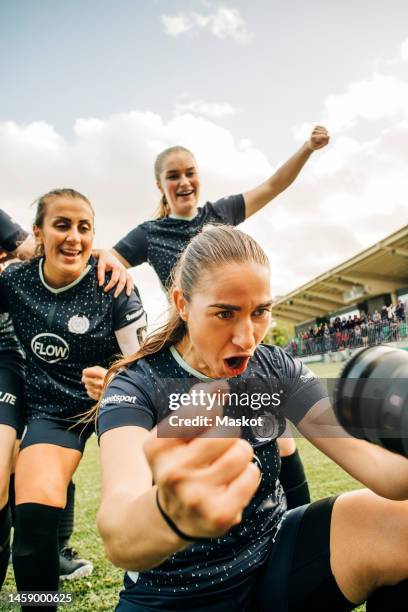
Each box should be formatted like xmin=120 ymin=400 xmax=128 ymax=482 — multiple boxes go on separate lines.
xmin=273 ymin=224 xmax=408 ymax=324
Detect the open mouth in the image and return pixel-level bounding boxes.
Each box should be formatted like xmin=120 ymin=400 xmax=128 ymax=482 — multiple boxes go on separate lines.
xmin=176 ymin=189 xmax=194 ymax=197
xmin=60 ymin=249 xmax=82 ymax=258
xmin=223 ymin=355 xmax=250 ymax=374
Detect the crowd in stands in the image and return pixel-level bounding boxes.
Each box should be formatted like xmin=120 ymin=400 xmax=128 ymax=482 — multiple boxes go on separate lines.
xmin=285 ymin=299 xmax=407 ymax=357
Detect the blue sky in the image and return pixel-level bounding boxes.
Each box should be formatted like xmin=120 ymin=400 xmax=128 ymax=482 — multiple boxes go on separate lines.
xmin=2 ymin=1 xmax=408 ymax=319
xmin=2 ymin=0 xmax=408 ymax=155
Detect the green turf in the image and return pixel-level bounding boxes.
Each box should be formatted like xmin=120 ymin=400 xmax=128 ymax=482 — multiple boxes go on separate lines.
xmin=3 ymin=358 xmax=366 ymax=610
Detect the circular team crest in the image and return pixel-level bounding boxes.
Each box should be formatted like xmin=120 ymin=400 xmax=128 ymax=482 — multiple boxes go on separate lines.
xmin=251 ymin=413 xmax=282 ymax=440
xmin=68 ymin=314 xmax=90 ymax=335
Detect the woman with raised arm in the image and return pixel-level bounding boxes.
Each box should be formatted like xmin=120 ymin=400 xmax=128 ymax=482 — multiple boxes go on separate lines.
xmin=0 ymin=190 xmax=147 ymax=609
xmin=97 ymin=126 xmax=330 ymax=511
xmin=98 ymin=226 xmax=408 ymax=611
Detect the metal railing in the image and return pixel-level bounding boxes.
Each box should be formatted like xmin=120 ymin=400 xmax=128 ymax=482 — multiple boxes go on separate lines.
xmin=286 ymin=318 xmax=408 ymax=358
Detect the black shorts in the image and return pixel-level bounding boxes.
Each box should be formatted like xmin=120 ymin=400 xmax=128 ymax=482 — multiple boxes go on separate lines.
xmin=20 ymin=418 xmax=95 ymax=453
xmin=0 ymin=360 xmax=25 ymax=437
xmin=116 ymin=497 xmax=356 ymax=612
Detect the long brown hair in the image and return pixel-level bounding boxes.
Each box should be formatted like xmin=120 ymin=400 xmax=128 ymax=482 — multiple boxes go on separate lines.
xmin=90 ymin=225 xmax=269 ymax=423
xmin=153 ymin=145 xmax=195 ymax=219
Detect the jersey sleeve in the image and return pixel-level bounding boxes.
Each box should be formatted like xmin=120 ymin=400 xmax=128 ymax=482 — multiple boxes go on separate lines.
xmin=97 ymin=368 xmax=156 ymax=438
xmin=0 ymin=264 xmax=14 ymax=313
xmin=113 ymin=225 xmax=148 ymax=267
xmin=112 ymin=285 xmax=147 ymax=354
xmin=278 ymin=351 xmax=328 ymax=425
xmin=212 ymin=194 xmax=246 ymax=226
xmin=0 ymin=210 xmax=28 ymax=253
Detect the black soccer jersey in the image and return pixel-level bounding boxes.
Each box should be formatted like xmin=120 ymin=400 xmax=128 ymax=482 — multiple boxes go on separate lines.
xmin=113 ymin=195 xmax=245 ymax=287
xmin=0 ymin=257 xmax=147 ymax=421
xmin=99 ymin=343 xmax=327 ymax=593
xmin=0 ymin=209 xmax=28 ymax=254
xmin=0 ymin=209 xmax=28 ymax=364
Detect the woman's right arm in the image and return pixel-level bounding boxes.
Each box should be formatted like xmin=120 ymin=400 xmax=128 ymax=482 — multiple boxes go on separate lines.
xmin=98 ymin=426 xmax=187 ymax=571
xmin=98 ymin=418 xmax=260 ymax=571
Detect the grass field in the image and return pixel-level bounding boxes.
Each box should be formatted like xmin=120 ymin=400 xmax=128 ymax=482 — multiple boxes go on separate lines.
xmin=4 ymin=360 xmax=366 ymax=610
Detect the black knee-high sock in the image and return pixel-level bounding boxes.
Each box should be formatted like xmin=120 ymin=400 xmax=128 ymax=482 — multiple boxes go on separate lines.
xmin=8 ymin=474 xmax=15 ymax=526
xmin=59 ymin=481 xmax=75 ymax=550
xmin=0 ymin=502 xmax=11 ymax=588
xmin=366 ymin=579 xmax=408 ymax=611
xmin=279 ymin=449 xmax=310 ymax=509
xmin=13 ymin=503 xmax=62 ymax=610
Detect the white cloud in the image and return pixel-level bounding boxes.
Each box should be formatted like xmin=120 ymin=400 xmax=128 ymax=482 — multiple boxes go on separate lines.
xmin=400 ymin=38 xmax=408 ymax=61
xmin=4 ymin=38 xmax=408 ymax=319
xmin=175 ymin=98 xmax=238 ymax=118
xmin=160 ymin=13 xmax=192 ymax=36
xmin=160 ymin=8 xmax=251 ymax=43
xmin=2 ymin=111 xmax=269 ymax=320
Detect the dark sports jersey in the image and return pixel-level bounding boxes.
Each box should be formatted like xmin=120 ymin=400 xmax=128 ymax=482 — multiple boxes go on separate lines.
xmin=0 ymin=209 xmax=28 ymax=253
xmin=0 ymin=257 xmax=146 ymax=421
xmin=0 ymin=209 xmax=28 ymax=361
xmin=99 ymin=343 xmax=327 ymax=593
xmin=113 ymin=195 xmax=245 ymax=287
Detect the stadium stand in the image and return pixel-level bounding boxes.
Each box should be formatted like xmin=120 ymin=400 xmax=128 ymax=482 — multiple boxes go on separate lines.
xmin=272 ymin=224 xmax=408 ymax=358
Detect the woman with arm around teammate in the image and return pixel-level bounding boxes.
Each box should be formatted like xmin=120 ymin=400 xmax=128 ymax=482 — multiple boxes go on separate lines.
xmin=98 ymin=225 xmax=408 ymax=611
xmin=0 ymin=189 xmax=147 ymax=609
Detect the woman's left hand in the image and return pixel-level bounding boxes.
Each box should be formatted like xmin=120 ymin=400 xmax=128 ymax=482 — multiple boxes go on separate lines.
xmin=82 ymin=365 xmax=107 ymax=401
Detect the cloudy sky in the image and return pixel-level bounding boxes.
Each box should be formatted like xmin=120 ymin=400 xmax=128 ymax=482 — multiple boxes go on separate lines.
xmin=2 ymin=0 xmax=408 ymax=321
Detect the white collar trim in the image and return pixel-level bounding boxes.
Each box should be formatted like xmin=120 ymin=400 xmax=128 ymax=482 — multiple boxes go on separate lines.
xmin=168 ymin=211 xmax=198 ymax=221
xmin=169 ymin=346 xmax=214 ymax=381
xmin=39 ymin=258 xmax=92 ymax=294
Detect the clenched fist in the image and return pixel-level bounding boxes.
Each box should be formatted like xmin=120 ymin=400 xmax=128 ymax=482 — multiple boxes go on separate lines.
xmin=307 ymin=125 xmax=329 ymax=151
xmin=82 ymin=365 xmax=107 ymax=401
xmin=144 ymin=382 xmax=261 ymax=540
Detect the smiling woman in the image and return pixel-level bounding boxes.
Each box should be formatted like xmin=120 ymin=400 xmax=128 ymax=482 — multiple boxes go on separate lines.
xmin=32 ymin=188 xmax=95 ymax=287
xmin=0 ymin=188 xmax=147 ymax=611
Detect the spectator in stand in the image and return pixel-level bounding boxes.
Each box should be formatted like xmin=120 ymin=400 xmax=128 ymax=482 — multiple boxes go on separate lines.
xmin=395 ymin=300 xmax=405 ymax=321
xmin=380 ymin=305 xmax=388 ymax=321
xmin=323 ymin=323 xmax=331 ymax=353
xmin=354 ymin=324 xmax=362 ymax=348
xmin=361 ymin=320 xmax=369 ymax=347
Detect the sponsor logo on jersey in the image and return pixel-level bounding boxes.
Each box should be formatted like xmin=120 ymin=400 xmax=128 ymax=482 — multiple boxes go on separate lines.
xmin=300 ymin=372 xmax=316 ymax=382
xmin=31 ymin=333 xmax=69 ymax=363
xmin=68 ymin=314 xmax=90 ymax=334
xmin=125 ymin=310 xmax=142 ymax=322
xmin=0 ymin=391 xmax=16 ymax=405
xmin=100 ymin=394 xmax=137 ymax=406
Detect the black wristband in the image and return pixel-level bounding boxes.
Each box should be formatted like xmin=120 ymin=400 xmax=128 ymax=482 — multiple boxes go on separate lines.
xmin=155 ymin=490 xmax=209 ymax=542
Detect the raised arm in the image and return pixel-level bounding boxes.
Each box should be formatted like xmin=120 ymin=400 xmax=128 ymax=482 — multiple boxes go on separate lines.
xmin=243 ymin=125 xmax=329 ymax=218
xmin=298 ymin=397 xmax=408 ymax=500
